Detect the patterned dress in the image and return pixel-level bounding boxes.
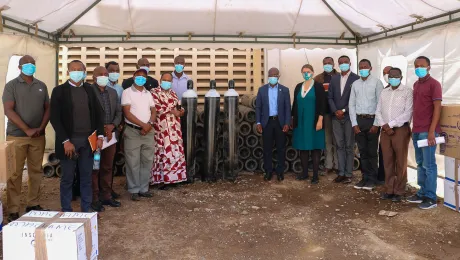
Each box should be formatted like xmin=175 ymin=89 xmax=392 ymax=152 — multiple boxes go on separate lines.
xmin=150 ymin=88 xmax=187 ymax=184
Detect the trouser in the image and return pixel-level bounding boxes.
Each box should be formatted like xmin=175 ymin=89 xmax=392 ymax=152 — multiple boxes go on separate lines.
xmin=124 ymin=126 xmax=155 ymax=194
xmin=92 ymin=144 xmax=116 ymax=202
xmin=324 ymin=114 xmax=338 ymax=170
xmin=262 ymin=118 xmax=286 ymax=175
xmin=412 ymin=132 xmax=439 ymax=201
xmin=60 ymin=137 xmax=93 ymax=212
xmin=332 ymin=117 xmax=354 ymax=177
xmin=377 ymin=144 xmax=385 ymax=182
xmin=381 ymin=125 xmax=410 ymax=195
xmin=355 ymin=117 xmax=380 ymax=184
xmin=299 ymin=150 xmax=321 ymax=179
xmin=6 ymin=135 xmax=45 ymax=214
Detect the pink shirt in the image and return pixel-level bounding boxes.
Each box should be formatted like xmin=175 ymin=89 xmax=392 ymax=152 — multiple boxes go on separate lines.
xmin=412 ymin=75 xmax=442 ymax=133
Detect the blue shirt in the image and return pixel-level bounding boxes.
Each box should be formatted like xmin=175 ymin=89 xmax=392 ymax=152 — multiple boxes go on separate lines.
xmin=172 ymin=72 xmax=190 ymax=103
xmin=108 ymin=81 xmax=124 ymax=104
xmin=268 ymin=84 xmax=279 ymax=116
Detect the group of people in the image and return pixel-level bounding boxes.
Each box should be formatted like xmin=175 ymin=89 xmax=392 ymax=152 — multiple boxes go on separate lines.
xmin=256 ymin=55 xmax=441 ymax=210
xmin=2 ymin=52 xmax=441 ymax=222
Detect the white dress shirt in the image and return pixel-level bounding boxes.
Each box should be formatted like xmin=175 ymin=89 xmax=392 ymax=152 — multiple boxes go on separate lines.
xmin=340 ymin=70 xmax=351 ymax=96
xmin=349 ymin=75 xmax=384 ymax=126
xmin=375 ymin=84 xmax=413 ymax=128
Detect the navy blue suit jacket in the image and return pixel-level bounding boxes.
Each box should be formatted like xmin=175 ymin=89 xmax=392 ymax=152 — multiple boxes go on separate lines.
xmin=256 ymin=84 xmax=291 ymax=128
xmin=328 ymin=72 xmax=360 ymax=117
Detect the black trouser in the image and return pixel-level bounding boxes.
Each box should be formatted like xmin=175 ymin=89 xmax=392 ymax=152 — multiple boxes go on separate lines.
xmin=299 ymin=150 xmax=321 ymax=179
xmin=262 ymin=117 xmax=286 ymax=175
xmin=355 ymin=117 xmax=380 ymax=184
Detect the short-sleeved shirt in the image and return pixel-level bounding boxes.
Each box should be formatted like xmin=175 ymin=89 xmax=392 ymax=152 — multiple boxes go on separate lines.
xmin=2 ymin=76 xmax=49 ymax=137
xmin=412 ymin=75 xmax=442 ymax=133
xmin=121 ymin=86 xmax=155 ymax=127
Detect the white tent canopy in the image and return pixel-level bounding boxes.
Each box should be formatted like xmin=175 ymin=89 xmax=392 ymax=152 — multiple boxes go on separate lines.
xmin=1 ymin=0 xmax=460 ymax=45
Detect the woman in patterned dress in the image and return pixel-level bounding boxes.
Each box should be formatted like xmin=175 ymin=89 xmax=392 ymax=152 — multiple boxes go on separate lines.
xmin=150 ymin=72 xmax=187 ymax=189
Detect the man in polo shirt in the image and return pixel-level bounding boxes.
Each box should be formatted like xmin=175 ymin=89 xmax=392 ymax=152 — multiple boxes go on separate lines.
xmin=2 ymin=55 xmax=50 ymax=222
xmin=122 ymin=58 xmax=159 ymax=91
xmin=121 ymin=68 xmax=157 ymax=201
xmin=407 ymin=56 xmax=442 ymax=210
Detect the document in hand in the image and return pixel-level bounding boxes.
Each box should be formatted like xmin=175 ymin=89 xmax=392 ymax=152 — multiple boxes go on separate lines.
xmin=102 ymin=132 xmax=117 ymax=150
xmin=416 ymin=136 xmax=445 ymax=148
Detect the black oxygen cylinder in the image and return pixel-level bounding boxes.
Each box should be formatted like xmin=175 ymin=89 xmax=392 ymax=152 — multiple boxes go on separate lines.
xmin=204 ymin=80 xmax=220 ymax=182
xmin=223 ymin=80 xmax=239 ymax=181
xmin=181 ymin=79 xmax=198 ymax=183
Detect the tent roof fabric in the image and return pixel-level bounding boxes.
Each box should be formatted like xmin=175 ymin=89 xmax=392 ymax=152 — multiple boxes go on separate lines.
xmin=1 ymin=0 xmax=460 ymax=39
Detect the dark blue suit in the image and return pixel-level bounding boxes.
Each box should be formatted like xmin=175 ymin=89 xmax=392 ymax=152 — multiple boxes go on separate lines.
xmin=255 ymin=84 xmax=291 ymax=177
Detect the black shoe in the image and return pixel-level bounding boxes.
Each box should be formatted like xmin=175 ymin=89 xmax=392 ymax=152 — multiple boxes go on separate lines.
xmin=380 ymin=193 xmax=394 ymax=200
xmin=101 ymin=199 xmax=121 ymax=207
xmin=91 ymin=201 xmax=105 ymax=212
xmin=131 ymin=193 xmax=140 ymax=201
xmin=264 ymin=172 xmax=273 ymax=181
xmin=407 ymin=194 xmax=424 ymax=204
xmin=334 ymin=175 xmax=346 ymax=183
xmin=8 ymin=212 xmax=19 ymax=222
xmin=139 ymin=191 xmax=153 ymax=198
xmin=277 ymin=173 xmax=284 ymax=182
xmin=353 ymin=179 xmax=366 ymax=190
xmin=296 ymin=175 xmax=309 ymax=181
xmin=25 ymin=205 xmax=49 ymax=213
xmin=392 ymin=195 xmax=403 ymax=203
xmin=419 ymin=198 xmax=437 ymax=210
xmin=311 ymin=178 xmax=319 ymax=184
xmin=111 ymin=191 xmax=121 ymax=199
xmin=362 ymin=182 xmax=376 ymax=191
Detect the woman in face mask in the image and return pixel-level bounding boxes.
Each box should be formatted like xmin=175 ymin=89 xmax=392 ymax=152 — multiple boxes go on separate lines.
xmin=150 ymin=72 xmax=187 ymax=189
xmin=291 ymin=64 xmax=327 ymax=184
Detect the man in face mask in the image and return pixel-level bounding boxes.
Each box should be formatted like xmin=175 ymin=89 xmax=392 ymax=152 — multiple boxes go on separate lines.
xmin=255 ymin=67 xmax=291 ymax=182
xmin=407 ymin=56 xmax=442 ymax=210
xmin=106 ymin=61 xmax=124 ymax=103
xmin=349 ymin=59 xmax=384 ymax=191
xmin=121 ymin=68 xmax=157 ymax=201
xmin=328 ymin=55 xmax=360 ymax=184
xmin=314 ymin=57 xmax=339 ymax=174
xmin=2 ymin=55 xmax=50 ymax=221
xmin=375 ymin=67 xmax=413 ymax=203
xmin=50 ymin=60 xmax=104 ymax=212
xmin=121 ymin=58 xmax=159 ymax=91
xmin=90 ymin=66 xmax=122 ymax=212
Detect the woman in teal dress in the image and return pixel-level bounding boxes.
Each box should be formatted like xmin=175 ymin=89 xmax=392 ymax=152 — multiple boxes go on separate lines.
xmin=291 ymin=64 xmax=326 ymax=184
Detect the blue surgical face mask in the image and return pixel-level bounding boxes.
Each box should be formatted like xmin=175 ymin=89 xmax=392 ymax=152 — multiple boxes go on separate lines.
xmin=175 ymin=64 xmax=184 ymax=73
xmin=69 ymin=71 xmax=85 ymax=83
xmin=388 ymin=78 xmax=401 ymax=87
xmin=83 ymin=72 xmax=87 ymax=81
xmin=359 ymin=69 xmax=370 ymax=78
xmin=140 ymin=66 xmax=150 ymax=74
xmin=108 ymin=72 xmax=120 ymax=82
xmin=303 ymin=72 xmax=312 ymax=81
xmin=21 ymin=63 xmax=36 ymax=76
xmin=161 ymin=81 xmax=172 ymax=90
xmin=415 ymin=67 xmax=428 ymax=78
xmin=134 ymin=76 xmax=147 ymax=86
xmin=96 ymin=76 xmax=109 ymax=87
xmin=323 ymin=64 xmax=333 ymax=73
xmin=339 ymin=63 xmax=350 ymax=72
xmin=268 ymin=77 xmax=278 ymax=85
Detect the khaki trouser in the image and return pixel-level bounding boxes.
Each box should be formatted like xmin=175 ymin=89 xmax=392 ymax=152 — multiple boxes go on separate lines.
xmin=6 ymin=135 xmax=46 ymax=213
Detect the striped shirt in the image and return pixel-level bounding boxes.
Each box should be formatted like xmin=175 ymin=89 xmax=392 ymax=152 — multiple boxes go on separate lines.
xmin=349 ymin=75 xmax=384 ymax=126
xmin=375 ymin=84 xmax=413 ymax=128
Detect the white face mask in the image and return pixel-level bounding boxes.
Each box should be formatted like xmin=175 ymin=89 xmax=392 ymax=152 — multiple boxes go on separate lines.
xmin=383 ymin=74 xmax=389 ymax=84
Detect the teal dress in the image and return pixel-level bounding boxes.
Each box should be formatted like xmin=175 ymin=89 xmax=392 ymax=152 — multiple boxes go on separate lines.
xmin=293 ymin=85 xmax=325 ymax=150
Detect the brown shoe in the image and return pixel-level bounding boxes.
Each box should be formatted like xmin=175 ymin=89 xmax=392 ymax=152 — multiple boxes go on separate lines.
xmin=343 ymin=177 xmax=352 ymax=184
xmin=333 ymin=175 xmax=346 ymax=183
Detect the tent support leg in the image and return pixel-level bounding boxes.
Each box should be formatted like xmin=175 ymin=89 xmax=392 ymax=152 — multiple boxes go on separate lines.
xmin=55 ymin=42 xmax=59 ymax=87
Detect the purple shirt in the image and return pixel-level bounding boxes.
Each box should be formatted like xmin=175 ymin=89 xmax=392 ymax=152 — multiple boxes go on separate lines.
xmin=412 ymin=75 xmax=442 ymax=133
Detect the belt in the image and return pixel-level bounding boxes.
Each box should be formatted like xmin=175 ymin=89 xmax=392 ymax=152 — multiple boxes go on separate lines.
xmin=393 ymin=122 xmax=409 ymax=129
xmin=357 ymin=114 xmax=375 ymax=119
xmin=126 ymin=123 xmax=142 ymax=130
xmin=269 ymin=116 xmax=278 ymax=120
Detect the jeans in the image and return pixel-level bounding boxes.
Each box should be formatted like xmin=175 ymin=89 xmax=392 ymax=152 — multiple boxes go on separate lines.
xmin=412 ymin=132 xmax=438 ymax=201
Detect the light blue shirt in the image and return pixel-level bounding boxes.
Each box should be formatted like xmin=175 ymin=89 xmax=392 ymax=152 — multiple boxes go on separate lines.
xmin=349 ymin=75 xmax=384 ymax=126
xmin=108 ymin=81 xmax=123 ymax=104
xmin=172 ymin=72 xmax=189 ymax=102
xmin=268 ymin=84 xmax=279 ymax=117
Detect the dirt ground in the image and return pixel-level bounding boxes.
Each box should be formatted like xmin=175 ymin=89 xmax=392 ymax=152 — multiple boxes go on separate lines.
xmin=2 ymin=171 xmax=460 ymax=260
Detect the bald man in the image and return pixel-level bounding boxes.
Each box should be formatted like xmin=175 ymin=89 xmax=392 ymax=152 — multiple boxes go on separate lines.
xmin=256 ymin=67 xmax=291 ymax=182
xmin=122 ymin=58 xmax=159 ymax=91
xmin=3 ymin=55 xmax=50 ymax=221
xmin=90 ymin=66 xmax=122 ymax=212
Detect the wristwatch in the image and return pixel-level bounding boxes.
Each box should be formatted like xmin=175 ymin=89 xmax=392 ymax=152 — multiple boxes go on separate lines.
xmin=148 ymin=121 xmax=154 ymax=126
xmin=342 ymin=109 xmax=346 ymax=113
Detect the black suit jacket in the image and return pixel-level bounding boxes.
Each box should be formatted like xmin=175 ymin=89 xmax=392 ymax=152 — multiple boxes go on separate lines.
xmin=122 ymin=76 xmax=158 ymax=91
xmin=328 ymin=72 xmax=360 ymax=117
xmin=92 ymin=84 xmax=123 ymax=134
xmin=50 ymin=81 xmax=104 ymax=159
xmin=292 ymin=81 xmax=326 ymax=128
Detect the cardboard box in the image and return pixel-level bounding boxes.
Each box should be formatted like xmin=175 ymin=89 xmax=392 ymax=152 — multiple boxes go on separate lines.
xmin=444 ymin=156 xmax=460 ymax=183
xmin=440 ymin=105 xmax=460 ymax=159
xmin=2 ymin=211 xmax=98 ymax=260
xmin=0 ymin=141 xmax=16 ymax=183
xmin=444 ymin=179 xmax=460 ymax=212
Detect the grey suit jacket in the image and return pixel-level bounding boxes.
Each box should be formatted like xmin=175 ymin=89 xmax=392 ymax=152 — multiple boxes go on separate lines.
xmin=92 ymin=84 xmax=122 ymax=133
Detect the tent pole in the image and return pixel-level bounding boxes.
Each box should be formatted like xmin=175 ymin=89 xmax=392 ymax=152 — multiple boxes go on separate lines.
xmin=57 ymin=0 xmax=102 ymax=36
xmin=55 ymin=40 xmax=59 ymax=87
xmin=321 ymin=0 xmax=358 ymax=41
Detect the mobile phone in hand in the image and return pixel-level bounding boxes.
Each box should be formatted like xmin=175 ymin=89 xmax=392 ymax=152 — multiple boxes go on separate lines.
xmin=176 ymin=104 xmax=182 ymax=110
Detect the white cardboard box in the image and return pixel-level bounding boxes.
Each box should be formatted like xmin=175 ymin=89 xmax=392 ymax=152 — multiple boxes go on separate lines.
xmin=444 ymin=156 xmax=460 ymax=183
xmin=60 ymin=212 xmax=99 ymax=259
xmin=444 ymin=179 xmax=460 ymax=212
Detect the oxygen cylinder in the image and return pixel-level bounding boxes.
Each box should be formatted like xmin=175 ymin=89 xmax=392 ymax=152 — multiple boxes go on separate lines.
xmin=204 ymin=80 xmax=220 ymax=182
xmin=223 ymin=80 xmax=239 ymax=181
xmin=181 ymin=79 xmax=198 ymax=183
